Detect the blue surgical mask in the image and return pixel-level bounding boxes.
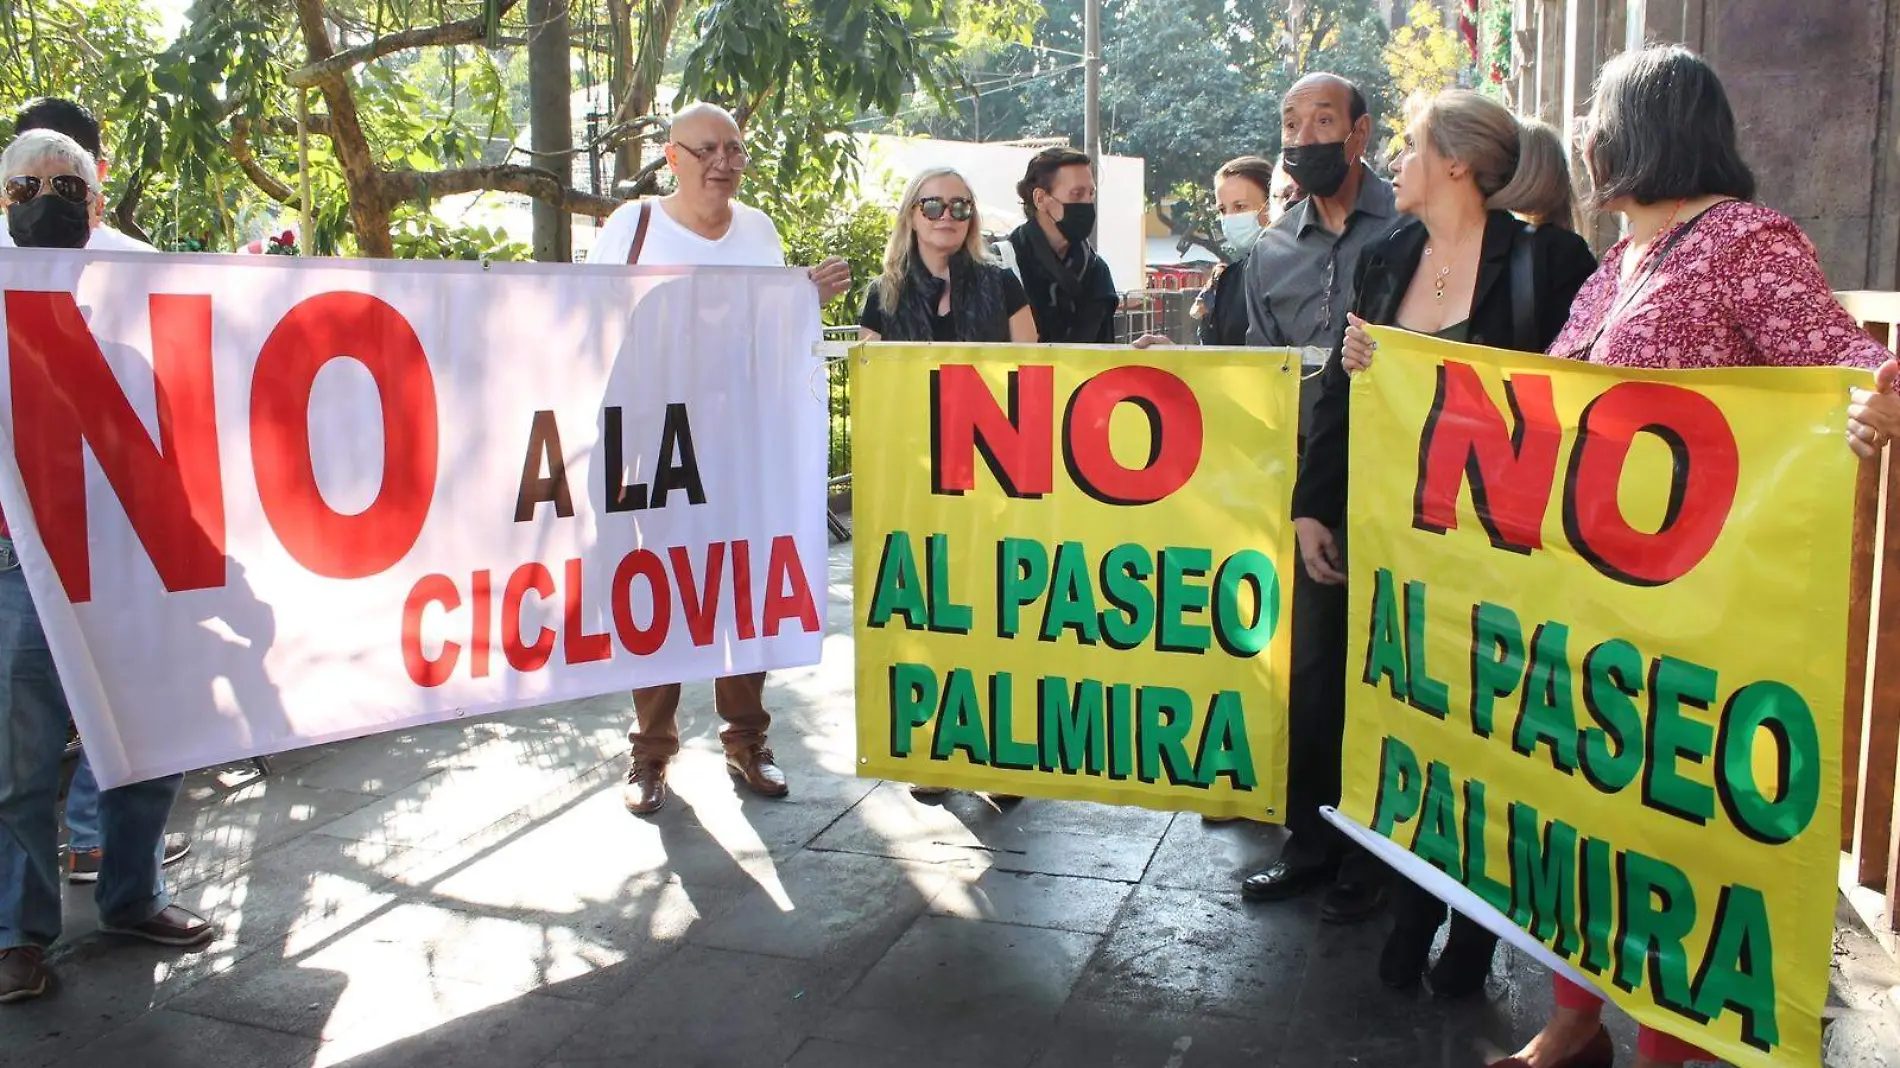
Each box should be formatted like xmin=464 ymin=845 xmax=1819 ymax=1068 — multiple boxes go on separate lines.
xmin=1219 ymin=210 xmax=1264 ymax=252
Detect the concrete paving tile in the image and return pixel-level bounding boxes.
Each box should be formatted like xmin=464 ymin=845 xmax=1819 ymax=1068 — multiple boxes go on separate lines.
xmin=551 ymin=945 xmax=828 ymax=1068
xmin=816 ymin=916 xmax=1098 ymax=1068
xmin=308 ymin=743 xmax=605 ymax=850
xmin=664 ymin=747 xmax=882 ymax=859
xmin=809 ymin=782 xmax=1157 ymax=881
xmin=312 ymin=988 xmax=597 ymax=1068
xmin=174 ymin=779 xmax=384 ymax=858
xmin=42 ymin=1008 xmax=317 ymax=1068
xmin=283 ymin=728 xmax=478 ymax=796
xmin=1141 ymin=810 xmax=1286 ymax=893
xmin=840 ymin=914 xmax=1098 ymax=1012
xmin=784 ymin=1036 xmax=997 ymax=1068
xmin=927 ymin=870 xmax=1133 ymax=935
xmin=394 ymin=780 xmax=760 ymax=924
xmin=170 ymin=833 xmax=414 ymax=951
xmin=165 ymin=918 xmax=598 ymax=1064
xmin=0 ymin=937 xmax=251 ymax=1068
xmin=1072 ymin=885 xmax=1318 ymax=1022
xmin=690 ymin=849 xmax=948 ymax=963
xmin=1027 ymin=999 xmax=1282 ymax=1068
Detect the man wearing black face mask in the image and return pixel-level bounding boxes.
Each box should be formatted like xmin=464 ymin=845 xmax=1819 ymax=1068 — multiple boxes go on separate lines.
xmin=1236 ymin=72 xmax=1397 ymax=926
xmin=1004 ymin=147 xmax=1119 ymax=343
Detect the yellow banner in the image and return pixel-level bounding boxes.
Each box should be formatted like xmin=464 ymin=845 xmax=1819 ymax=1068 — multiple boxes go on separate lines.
xmin=1336 ymin=327 xmax=1856 ymax=1067
xmin=852 ymin=343 xmax=1300 ymax=818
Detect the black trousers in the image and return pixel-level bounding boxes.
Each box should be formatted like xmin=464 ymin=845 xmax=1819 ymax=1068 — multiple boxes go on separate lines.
xmin=1281 ymin=541 xmax=1354 ymax=869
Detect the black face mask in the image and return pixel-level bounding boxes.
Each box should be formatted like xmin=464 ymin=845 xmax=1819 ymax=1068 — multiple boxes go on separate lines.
xmin=1281 ymin=141 xmax=1352 ymax=200
xmin=8 ymin=195 xmax=91 ymax=249
xmin=1054 ymin=200 xmax=1096 ymax=244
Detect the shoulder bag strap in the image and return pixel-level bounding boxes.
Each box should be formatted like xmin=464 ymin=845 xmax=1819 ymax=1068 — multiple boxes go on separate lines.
xmin=1510 ymin=222 xmax=1537 ymax=351
xmin=625 ymin=201 xmax=653 ymax=265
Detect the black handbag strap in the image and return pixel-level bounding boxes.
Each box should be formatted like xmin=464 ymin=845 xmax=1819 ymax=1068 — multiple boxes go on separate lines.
xmin=1509 ymin=221 xmax=1537 ymax=351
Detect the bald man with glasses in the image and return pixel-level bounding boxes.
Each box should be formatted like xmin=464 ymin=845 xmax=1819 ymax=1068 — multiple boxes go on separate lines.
xmin=587 ymin=103 xmax=849 ymax=816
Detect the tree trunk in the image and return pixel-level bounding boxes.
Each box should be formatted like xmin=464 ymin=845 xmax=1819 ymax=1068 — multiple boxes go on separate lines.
xmin=606 ymin=0 xmax=637 ymax=184
xmin=293 ymin=0 xmax=395 ymax=256
xmin=527 ymin=0 xmax=574 ymax=262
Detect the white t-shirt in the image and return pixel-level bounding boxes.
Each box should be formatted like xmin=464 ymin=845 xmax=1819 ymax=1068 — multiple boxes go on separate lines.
xmin=586 ymin=198 xmax=785 ymax=268
xmin=0 ymin=222 xmax=155 ymax=251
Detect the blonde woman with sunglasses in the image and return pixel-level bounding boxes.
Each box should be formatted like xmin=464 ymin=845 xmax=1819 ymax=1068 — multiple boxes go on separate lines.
xmin=862 ymin=168 xmax=1032 ymax=804
xmin=859 ymin=167 xmax=1038 ymax=344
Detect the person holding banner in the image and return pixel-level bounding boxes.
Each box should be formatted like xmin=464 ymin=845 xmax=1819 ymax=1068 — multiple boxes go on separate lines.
xmin=1342 ymin=46 xmax=1900 ymax=1068
xmin=0 ymin=95 xmax=196 ymax=888
xmin=586 ymin=102 xmax=852 ymax=816
xmin=1295 ymin=90 xmax=1598 ymax=998
xmin=858 ymin=167 xmax=1038 ymax=345
xmin=0 ymin=129 xmax=213 ymax=1005
xmin=1237 ymin=72 xmax=1396 ymax=926
xmin=858 ymin=166 xmax=1034 ymax=801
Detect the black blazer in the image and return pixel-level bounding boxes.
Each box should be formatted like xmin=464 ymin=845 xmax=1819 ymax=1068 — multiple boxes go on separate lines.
xmin=1291 ymin=210 xmax=1598 ymax=528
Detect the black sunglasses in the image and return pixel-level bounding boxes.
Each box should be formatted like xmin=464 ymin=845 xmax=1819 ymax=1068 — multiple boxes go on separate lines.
xmin=5 ymin=174 xmax=90 ymax=207
xmin=915 ymin=196 xmax=974 ymax=222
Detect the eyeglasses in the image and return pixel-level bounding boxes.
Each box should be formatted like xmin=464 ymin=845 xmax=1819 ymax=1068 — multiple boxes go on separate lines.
xmin=915 ymin=196 xmax=974 ymax=222
xmin=4 ymin=174 xmax=90 ymax=207
xmin=670 ymin=141 xmax=748 ymax=167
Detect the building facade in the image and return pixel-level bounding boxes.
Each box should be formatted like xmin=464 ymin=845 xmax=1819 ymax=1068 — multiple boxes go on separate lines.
xmin=1508 ymin=0 xmax=1892 ymax=288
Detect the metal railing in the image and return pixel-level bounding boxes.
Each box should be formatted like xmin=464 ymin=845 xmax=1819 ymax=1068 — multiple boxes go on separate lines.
xmin=1113 ymin=288 xmax=1199 ymax=345
xmin=1836 ymin=290 xmax=1900 ymax=952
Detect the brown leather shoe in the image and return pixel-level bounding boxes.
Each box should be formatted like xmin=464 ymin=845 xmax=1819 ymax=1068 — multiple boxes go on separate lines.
xmin=726 ymin=745 xmax=789 ymax=798
xmin=622 ymin=758 xmax=668 ymax=815
xmin=0 ymin=946 xmax=51 ymax=1004
xmin=101 ymin=904 xmax=213 ymax=947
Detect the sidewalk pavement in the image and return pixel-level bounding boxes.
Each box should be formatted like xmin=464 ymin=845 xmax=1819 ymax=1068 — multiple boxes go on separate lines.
xmin=3 ymin=544 xmax=1895 ymax=1068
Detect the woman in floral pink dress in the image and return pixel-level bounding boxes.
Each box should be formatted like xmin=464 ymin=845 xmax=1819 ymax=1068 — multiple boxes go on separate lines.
xmin=1344 ymin=45 xmax=1900 ymax=1068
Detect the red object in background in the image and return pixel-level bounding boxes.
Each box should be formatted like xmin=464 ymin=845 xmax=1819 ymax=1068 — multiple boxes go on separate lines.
xmin=1460 ymin=0 xmax=1480 ymax=63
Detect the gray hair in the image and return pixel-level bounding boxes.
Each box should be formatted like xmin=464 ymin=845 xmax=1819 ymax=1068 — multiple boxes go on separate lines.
xmin=1 ymin=129 xmax=100 ymax=194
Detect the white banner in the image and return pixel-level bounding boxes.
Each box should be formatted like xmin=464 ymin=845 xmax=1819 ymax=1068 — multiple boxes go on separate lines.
xmin=0 ymin=250 xmax=828 ymax=787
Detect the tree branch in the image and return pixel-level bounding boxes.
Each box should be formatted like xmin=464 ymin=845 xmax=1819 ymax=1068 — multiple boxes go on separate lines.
xmin=112 ymin=170 xmax=151 ymax=244
xmin=294 ymin=0 xmax=393 ymax=255
xmin=387 ymin=164 xmax=624 ymax=219
xmin=285 ymin=0 xmax=526 ymax=87
xmin=229 ymin=117 xmax=299 ymax=205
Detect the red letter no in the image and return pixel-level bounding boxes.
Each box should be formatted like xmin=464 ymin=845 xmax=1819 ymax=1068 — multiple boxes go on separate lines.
xmin=252 ymin=293 xmax=439 ymax=578
xmin=1413 ymin=361 xmax=1562 ymax=553
xmin=931 ymin=365 xmax=1053 ymax=496
xmin=1563 ymin=382 xmax=1738 ymax=586
xmin=1062 ymin=366 xmax=1202 ymax=505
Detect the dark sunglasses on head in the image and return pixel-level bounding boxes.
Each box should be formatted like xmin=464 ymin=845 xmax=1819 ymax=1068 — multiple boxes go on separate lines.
xmin=915 ymin=196 xmax=974 ymax=222
xmin=5 ymin=174 xmax=90 ymax=207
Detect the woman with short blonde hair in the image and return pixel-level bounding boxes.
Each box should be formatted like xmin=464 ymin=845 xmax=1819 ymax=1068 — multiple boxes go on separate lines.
xmin=860 ymin=166 xmax=1036 ymax=344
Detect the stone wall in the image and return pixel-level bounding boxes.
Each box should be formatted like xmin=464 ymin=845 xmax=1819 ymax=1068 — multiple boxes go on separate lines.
xmin=1510 ymin=0 xmax=1892 ymax=289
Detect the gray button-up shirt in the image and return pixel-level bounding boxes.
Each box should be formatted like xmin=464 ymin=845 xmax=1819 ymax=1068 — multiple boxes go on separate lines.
xmin=1243 ymin=166 xmax=1400 ymax=355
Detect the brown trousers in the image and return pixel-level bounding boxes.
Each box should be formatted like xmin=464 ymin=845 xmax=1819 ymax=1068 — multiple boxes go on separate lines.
xmin=629 ymin=672 xmax=770 ymax=762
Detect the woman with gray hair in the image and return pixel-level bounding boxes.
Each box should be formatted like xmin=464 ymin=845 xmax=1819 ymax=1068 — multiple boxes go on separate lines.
xmin=0 ymin=125 xmax=211 ymax=1007
xmin=1343 ymin=46 xmax=1900 ymax=1068
xmin=3 ymin=128 xmax=105 ymax=249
